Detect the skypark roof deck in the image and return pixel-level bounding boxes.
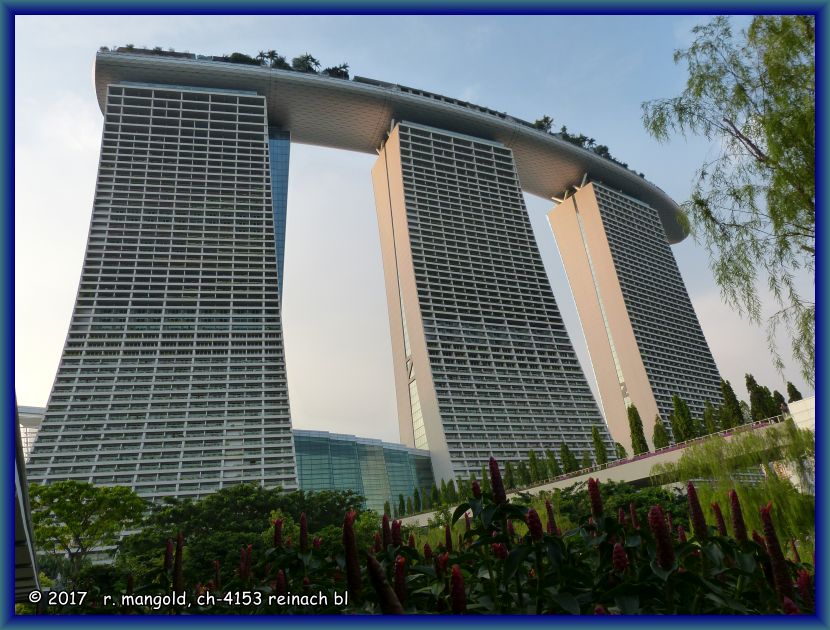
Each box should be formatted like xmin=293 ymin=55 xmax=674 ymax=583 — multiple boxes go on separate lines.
xmin=95 ymin=50 xmax=686 ymax=243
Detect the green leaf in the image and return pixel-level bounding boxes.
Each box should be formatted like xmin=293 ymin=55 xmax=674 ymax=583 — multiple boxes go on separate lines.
xmin=504 ymin=545 xmax=532 ymax=580
xmin=451 ymin=503 xmax=471 ymax=525
xmin=552 ymin=592 xmax=581 ymax=615
xmin=614 ymin=594 xmax=640 ymax=614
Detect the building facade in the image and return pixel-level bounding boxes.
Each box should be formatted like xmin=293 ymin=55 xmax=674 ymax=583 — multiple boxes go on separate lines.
xmin=373 ymin=122 xmax=614 ymax=481
xmin=548 ymin=182 xmax=722 ymax=450
xmin=27 ymin=83 xmax=296 ymax=500
xmin=18 ymin=406 xmax=45 ymax=463
xmin=29 ymin=49 xmax=709 ymax=499
xmin=293 ymin=429 xmax=434 ymax=513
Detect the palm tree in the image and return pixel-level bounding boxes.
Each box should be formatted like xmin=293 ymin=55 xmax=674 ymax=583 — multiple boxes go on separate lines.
xmin=291 ymin=53 xmax=321 ymax=73
xmin=256 ymin=50 xmax=267 ymax=65
xmin=268 ymin=51 xmax=291 ymax=70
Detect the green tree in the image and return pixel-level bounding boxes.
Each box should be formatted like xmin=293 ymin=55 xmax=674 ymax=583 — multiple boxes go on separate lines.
xmin=740 ymin=400 xmax=753 ymax=424
xmin=615 ymin=442 xmax=628 ymax=460
xmin=559 ymin=443 xmax=578 ymax=473
xmin=746 ymin=373 xmax=778 ymax=420
xmin=30 ymin=481 xmax=146 ymax=586
xmin=405 ymin=496 xmax=413 ymax=516
xmin=719 ymin=378 xmax=743 ymax=429
xmin=480 ymin=466 xmax=491 ymax=495
xmin=266 ymin=50 xmax=291 ymax=70
xmin=787 ymin=381 xmax=803 ymax=403
xmin=627 ymin=404 xmax=650 ymax=454
xmin=545 ymin=448 xmax=562 ymax=477
xmin=383 ymin=501 xmax=391 ymax=517
xmin=291 ymin=53 xmax=321 ymax=73
xmin=413 ymin=488 xmax=421 ymax=512
xmin=439 ymin=479 xmax=448 ymax=504
xmin=532 ymin=115 xmax=554 ymax=132
xmin=642 ymin=16 xmax=815 ymax=386
xmin=322 ymin=63 xmax=350 ymax=79
xmin=652 ymin=416 xmax=671 ymax=449
xmin=703 ymin=400 xmax=720 ymax=435
xmin=430 ymin=483 xmax=440 ymax=508
xmin=773 ymin=390 xmax=788 ymax=415
xmin=527 ymin=450 xmax=540 ymax=482
xmin=516 ymin=461 xmax=531 ymax=486
xmin=671 ymin=394 xmax=696 ymax=442
xmin=398 ymin=494 xmax=406 ymax=517
xmin=446 ymin=479 xmax=458 ymax=504
xmin=504 ymin=462 xmax=516 ymax=490
xmin=580 ymin=452 xmax=592 ymax=470
xmin=591 ymin=426 xmax=608 ymax=465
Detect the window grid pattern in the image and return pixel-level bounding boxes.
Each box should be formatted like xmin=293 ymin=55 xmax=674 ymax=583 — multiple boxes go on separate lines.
xmin=267 ymin=128 xmax=290 ymax=297
xmin=395 ymin=123 xmax=613 ymax=478
xmin=592 ymin=183 xmax=722 ymax=434
xmin=293 ymin=430 xmax=434 ymax=513
xmin=27 ymin=84 xmax=297 ymax=501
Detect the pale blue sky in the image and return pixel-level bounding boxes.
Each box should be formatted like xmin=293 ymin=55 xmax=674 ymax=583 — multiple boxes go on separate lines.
xmin=13 ymin=14 xmax=812 ymax=443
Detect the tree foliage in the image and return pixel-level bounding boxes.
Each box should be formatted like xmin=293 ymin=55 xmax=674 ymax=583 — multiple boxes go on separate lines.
xmin=29 ymin=481 xmax=146 ymax=586
xmin=652 ymin=418 xmax=814 ymax=546
xmin=642 ymin=15 xmax=815 ymax=386
xmin=627 ymin=404 xmax=650 ymax=455
xmin=652 ymin=416 xmax=671 ymax=449
xmin=591 ymin=426 xmax=608 ymax=465
xmin=670 ymin=394 xmax=696 ymax=442
xmin=720 ymin=378 xmax=744 ymax=429
xmin=559 ymin=443 xmax=578 ymax=474
xmin=746 ymin=373 xmax=779 ymax=420
xmin=786 ymin=381 xmax=803 ymax=403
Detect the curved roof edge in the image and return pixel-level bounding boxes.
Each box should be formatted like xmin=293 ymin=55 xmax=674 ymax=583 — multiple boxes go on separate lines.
xmin=94 ymin=52 xmax=687 ymax=244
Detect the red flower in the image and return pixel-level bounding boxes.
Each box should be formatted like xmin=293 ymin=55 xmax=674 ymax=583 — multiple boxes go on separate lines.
xmin=299 ymin=512 xmax=309 ymax=553
xmin=273 ymin=518 xmax=283 ymax=548
xmin=797 ymin=570 xmax=813 ymax=608
xmin=594 ymin=604 xmax=610 ymax=615
xmin=392 ymin=519 xmax=402 ymax=547
xmin=752 ymin=530 xmax=768 ymax=552
xmin=790 ymin=539 xmax=801 ymax=564
xmin=588 ymin=478 xmax=603 ymax=519
xmin=782 ymin=597 xmax=800 ymax=615
xmin=629 ymin=503 xmax=641 ymax=530
xmin=618 ymin=507 xmax=626 ymax=526
xmin=612 ymin=542 xmax=628 ymax=573
xmin=465 ymin=512 xmax=471 ymax=532
xmin=366 ymin=552 xmax=404 ymax=614
xmin=489 ymin=457 xmax=507 ymax=505
xmin=313 ymin=536 xmax=322 ymax=550
xmin=526 ymin=507 xmax=543 ymax=541
xmin=394 ymin=555 xmax=407 ymax=606
xmin=373 ymin=533 xmax=382 ymax=553
xmin=408 ymin=533 xmax=416 ymax=548
xmin=546 ymin=499 xmax=557 ymax=534
xmin=471 ymin=480 xmax=482 ymax=499
xmin=437 ymin=552 xmax=449 ymax=578
xmin=491 ymin=543 xmax=508 ymax=560
xmin=729 ymin=490 xmax=748 ymax=543
xmin=342 ymin=510 xmax=362 ymax=598
xmin=677 ymin=525 xmax=687 ymax=543
xmin=382 ymin=513 xmax=392 ymax=549
xmin=276 ymin=569 xmax=287 ymax=596
xmin=507 ymin=520 xmax=515 ymax=540
xmin=760 ymin=502 xmax=795 ymax=601
xmin=711 ymin=502 xmax=727 ymax=537
xmin=423 ymin=542 xmax=433 ymax=560
xmin=648 ymin=505 xmax=675 ymax=570
xmin=450 ymin=565 xmax=466 ymax=613
xmin=445 ymin=524 xmax=453 ymax=553
xmin=686 ymin=482 xmax=707 ymax=540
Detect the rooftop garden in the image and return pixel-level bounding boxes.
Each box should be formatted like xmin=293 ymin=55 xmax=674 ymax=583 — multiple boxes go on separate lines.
xmin=100 ymin=45 xmax=643 ymax=178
